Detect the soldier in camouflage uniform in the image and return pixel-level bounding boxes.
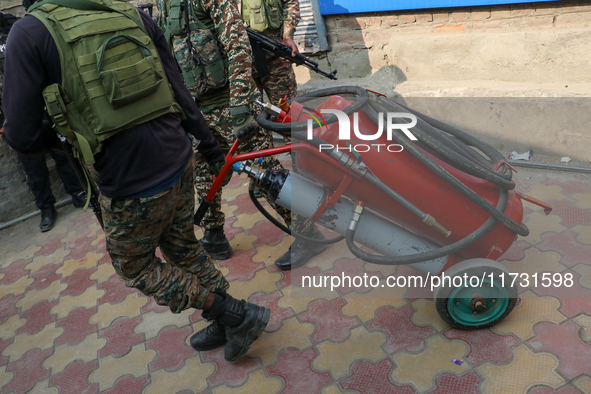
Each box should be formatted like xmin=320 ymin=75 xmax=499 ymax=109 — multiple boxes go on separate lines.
xmin=159 ymin=0 xmax=326 ymax=272
xmin=237 ymin=0 xmax=328 ymax=270
xmin=243 ymin=0 xmax=301 ymax=105
xmin=4 ymin=0 xmax=269 ymax=362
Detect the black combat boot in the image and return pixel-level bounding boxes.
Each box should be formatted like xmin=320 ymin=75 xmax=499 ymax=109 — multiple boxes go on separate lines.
xmin=200 ymin=226 xmax=232 ymax=260
xmin=189 ymin=320 xmax=227 ymax=351
xmin=194 ymin=290 xmax=270 ymax=362
xmin=275 ymin=226 xmax=327 ymax=271
xmin=39 ymin=206 xmax=58 ymax=232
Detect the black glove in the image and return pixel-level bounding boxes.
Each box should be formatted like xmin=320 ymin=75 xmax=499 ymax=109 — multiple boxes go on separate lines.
xmin=230 ymin=105 xmax=258 ymax=143
xmin=208 ymin=160 xmax=233 ymax=186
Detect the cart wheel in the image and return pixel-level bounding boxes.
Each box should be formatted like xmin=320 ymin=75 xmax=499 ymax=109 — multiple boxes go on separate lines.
xmin=433 ymin=258 xmax=518 ymax=330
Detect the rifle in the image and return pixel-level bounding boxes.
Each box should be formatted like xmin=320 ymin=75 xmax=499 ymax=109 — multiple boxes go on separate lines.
xmin=246 ymin=28 xmax=337 ymax=81
xmin=57 ymin=134 xmax=104 ymax=229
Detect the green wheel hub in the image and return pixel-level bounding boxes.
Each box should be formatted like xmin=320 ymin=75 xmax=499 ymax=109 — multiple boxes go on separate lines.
xmin=446 ymin=279 xmax=510 ymax=326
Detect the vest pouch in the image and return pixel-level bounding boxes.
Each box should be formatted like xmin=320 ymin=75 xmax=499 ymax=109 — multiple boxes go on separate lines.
xmin=172 ymin=25 xmax=227 ymax=98
xmin=243 ymin=0 xmax=267 ymax=32
xmin=265 ymin=0 xmax=282 ymax=30
xmin=97 ymin=34 xmax=163 ymax=108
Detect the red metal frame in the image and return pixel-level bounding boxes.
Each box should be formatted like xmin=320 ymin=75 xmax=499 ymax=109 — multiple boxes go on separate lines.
xmin=205 ymin=140 xmax=365 ymax=203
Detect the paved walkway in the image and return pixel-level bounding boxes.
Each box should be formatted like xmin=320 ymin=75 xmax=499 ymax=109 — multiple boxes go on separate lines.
xmin=0 ymin=162 xmax=590 ymax=393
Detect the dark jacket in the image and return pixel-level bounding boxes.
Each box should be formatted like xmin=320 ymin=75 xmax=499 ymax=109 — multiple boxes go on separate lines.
xmin=3 ymin=10 xmax=223 ymax=198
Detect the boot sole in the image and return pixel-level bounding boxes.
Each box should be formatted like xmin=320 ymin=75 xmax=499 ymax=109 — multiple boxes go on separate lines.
xmin=40 ymin=223 xmax=55 ymax=232
xmin=275 ymin=244 xmax=327 ymax=271
xmin=207 ymin=248 xmax=233 ymax=260
xmin=226 ymin=307 xmax=270 ymax=362
xmin=191 ymin=339 xmax=227 ymax=352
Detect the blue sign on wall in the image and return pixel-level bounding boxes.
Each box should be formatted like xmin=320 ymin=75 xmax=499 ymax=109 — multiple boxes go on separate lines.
xmin=319 ymin=0 xmax=559 ymax=15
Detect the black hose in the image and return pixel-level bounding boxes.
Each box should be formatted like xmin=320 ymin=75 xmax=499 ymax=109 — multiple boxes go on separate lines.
xmin=363 ymin=100 xmax=529 ymax=237
xmin=369 ymin=98 xmax=515 ymax=189
xmin=253 ymin=85 xmax=528 ymax=265
xmin=345 ymin=189 xmax=509 ymax=265
xmin=248 ymin=183 xmax=345 ymax=245
xmin=256 ymin=85 xmax=369 ymax=136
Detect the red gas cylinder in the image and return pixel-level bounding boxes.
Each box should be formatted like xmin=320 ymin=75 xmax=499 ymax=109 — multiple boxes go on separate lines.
xmin=288 ymin=95 xmax=524 ymax=261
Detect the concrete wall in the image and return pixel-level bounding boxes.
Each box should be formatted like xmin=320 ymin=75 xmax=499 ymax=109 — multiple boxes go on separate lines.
xmin=295 ymin=1 xmax=591 ymax=164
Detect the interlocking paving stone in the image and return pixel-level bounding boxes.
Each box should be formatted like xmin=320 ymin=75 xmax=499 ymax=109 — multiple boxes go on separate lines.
xmin=145 ymin=325 xmax=195 ymax=372
xmin=492 ymin=291 xmax=567 ymax=340
xmin=367 ymin=304 xmax=436 ymax=354
xmin=248 ymin=316 xmax=315 ymax=366
xmin=211 ymin=369 xmax=283 ymax=394
xmin=44 ymin=333 xmax=106 ymax=374
xmin=442 ymin=328 xmax=520 ymax=366
xmin=429 ymin=371 xmax=482 ymax=394
xmin=99 ymin=316 xmax=144 ymax=358
xmin=299 ymin=298 xmax=362 ymax=343
xmin=3 ymin=348 xmax=53 ymax=393
xmin=218 ymin=249 xmax=264 ymax=282
xmin=537 ymin=230 xmax=591 ymax=267
xmin=527 ymin=320 xmax=591 ymax=380
xmin=477 ymin=345 xmax=564 ymax=394
xmin=142 ymin=354 xmax=215 ymax=393
xmin=391 ymin=335 xmax=470 ymax=392
xmin=101 ymin=375 xmax=150 ymax=394
xmin=314 ymin=326 xmax=387 ymax=380
xmin=3 ymin=322 xmax=63 ymax=362
xmin=0 ymin=169 xmax=589 ymax=393
xmin=339 ymin=358 xmax=415 ymax=394
xmin=202 ymin=346 xmax=262 ymax=388
xmin=16 ymin=300 xmax=58 ymax=336
xmin=267 ymin=348 xmax=333 ymax=394
xmin=88 ymin=344 xmax=156 ymax=391
xmin=248 ymin=290 xmax=294 ymax=332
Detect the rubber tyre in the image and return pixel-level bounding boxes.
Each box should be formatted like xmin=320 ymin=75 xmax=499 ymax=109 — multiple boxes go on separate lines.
xmin=433 ymin=258 xmax=518 ymax=330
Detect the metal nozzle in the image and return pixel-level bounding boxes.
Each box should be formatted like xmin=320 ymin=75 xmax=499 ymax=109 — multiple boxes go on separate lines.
xmin=253 ymin=99 xmax=283 ymax=117
xmin=233 ymin=161 xmax=264 ymax=183
xmin=423 ymin=214 xmax=452 ymax=237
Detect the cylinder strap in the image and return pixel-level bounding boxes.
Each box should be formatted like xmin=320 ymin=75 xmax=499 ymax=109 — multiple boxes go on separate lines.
xmin=309 ymin=175 xmax=353 ymax=223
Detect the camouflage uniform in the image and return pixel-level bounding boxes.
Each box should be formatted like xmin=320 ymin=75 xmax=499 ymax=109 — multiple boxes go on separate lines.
xmin=248 ymin=0 xmax=300 ymax=105
xmin=167 ymin=0 xmax=312 ymax=234
xmin=101 ymin=157 xmax=229 ymax=312
xmin=194 ymin=104 xmax=296 ymax=230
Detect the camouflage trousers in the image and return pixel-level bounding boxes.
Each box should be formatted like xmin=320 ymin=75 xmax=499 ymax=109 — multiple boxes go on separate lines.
xmin=252 ymin=55 xmax=297 ymax=105
xmin=195 ymin=105 xmax=314 ymax=235
xmin=100 ymin=158 xmax=229 ymax=313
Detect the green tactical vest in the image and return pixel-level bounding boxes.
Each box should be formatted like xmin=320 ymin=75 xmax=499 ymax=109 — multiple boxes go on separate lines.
xmin=157 ymin=0 xmax=228 ymax=101
xmin=241 ymin=0 xmax=283 ymax=34
xmin=29 ymin=0 xmax=184 ymax=165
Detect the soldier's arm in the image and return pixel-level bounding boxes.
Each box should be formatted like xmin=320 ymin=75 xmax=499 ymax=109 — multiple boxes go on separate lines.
xmin=139 ymin=10 xmax=223 ymax=163
xmin=282 ymin=0 xmax=300 ymax=40
xmin=201 ymin=0 xmax=252 ymax=108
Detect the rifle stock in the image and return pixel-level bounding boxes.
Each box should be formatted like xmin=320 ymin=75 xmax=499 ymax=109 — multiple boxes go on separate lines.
xmin=246 ymin=28 xmax=337 ymax=80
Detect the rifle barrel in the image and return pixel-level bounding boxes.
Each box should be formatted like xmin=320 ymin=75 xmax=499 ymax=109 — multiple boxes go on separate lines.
xmin=246 ymin=28 xmax=337 ymax=80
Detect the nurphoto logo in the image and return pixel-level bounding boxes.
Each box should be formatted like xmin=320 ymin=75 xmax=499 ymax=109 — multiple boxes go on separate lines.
xmin=305 ymin=109 xmax=418 ymax=153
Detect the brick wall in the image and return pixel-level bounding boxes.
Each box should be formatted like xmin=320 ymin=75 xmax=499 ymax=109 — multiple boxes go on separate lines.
xmin=300 ymin=1 xmax=591 ymax=81
xmin=325 ymin=1 xmax=591 ymax=53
